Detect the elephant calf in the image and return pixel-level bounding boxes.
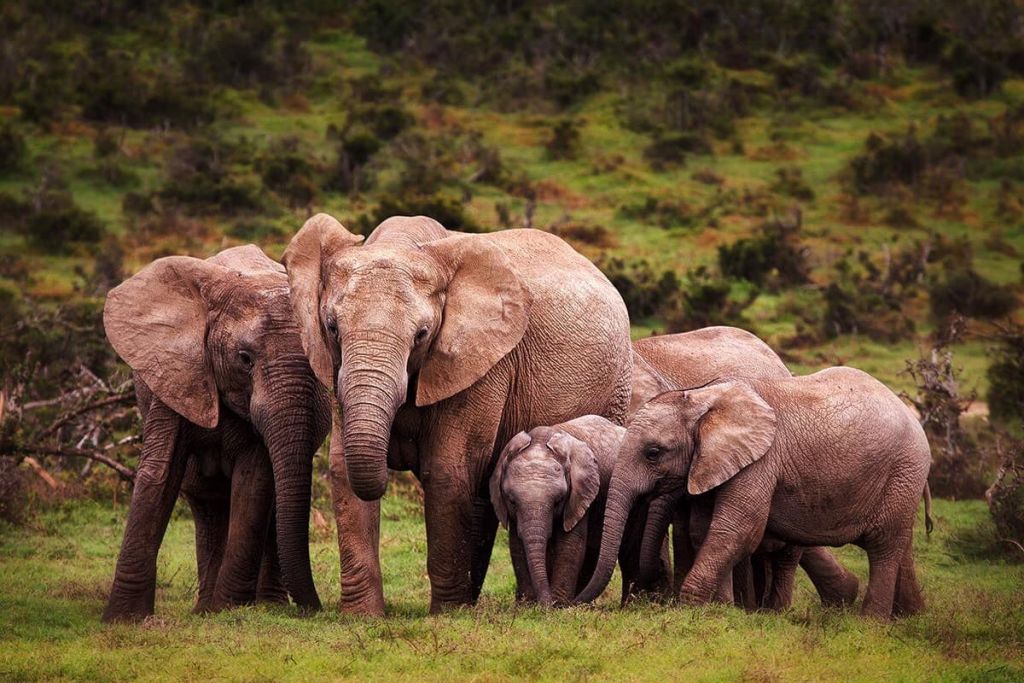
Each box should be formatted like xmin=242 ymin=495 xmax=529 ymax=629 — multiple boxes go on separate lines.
xmin=102 ymin=246 xmax=330 ymax=622
xmin=579 ymin=367 xmax=932 ymax=619
xmin=490 ymin=415 xmax=627 ymax=606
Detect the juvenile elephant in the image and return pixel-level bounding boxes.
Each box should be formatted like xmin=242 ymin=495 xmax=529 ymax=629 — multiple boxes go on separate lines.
xmin=578 ymin=367 xmax=931 ymax=619
xmin=102 ymin=245 xmax=331 ymax=622
xmin=630 ymin=327 xmax=859 ymax=610
xmin=284 ymin=214 xmax=633 ymax=614
xmin=490 ymin=415 xmax=624 ymax=606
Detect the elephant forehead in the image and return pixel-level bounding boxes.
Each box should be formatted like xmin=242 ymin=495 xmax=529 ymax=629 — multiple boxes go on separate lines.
xmin=331 ymin=248 xmax=438 ymax=284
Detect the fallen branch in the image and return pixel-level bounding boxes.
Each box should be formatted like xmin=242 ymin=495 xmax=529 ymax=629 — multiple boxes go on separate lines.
xmin=40 ymin=392 xmax=134 ymax=438
xmin=997 ymin=538 xmax=1024 ymax=557
xmin=22 ymin=456 xmax=63 ymax=490
xmin=12 ymin=445 xmax=136 ymax=481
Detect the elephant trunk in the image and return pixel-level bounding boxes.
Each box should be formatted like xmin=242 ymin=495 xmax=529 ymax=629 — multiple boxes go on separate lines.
xmin=338 ymin=334 xmax=409 ymax=501
xmin=258 ymin=358 xmax=327 ymax=611
xmin=518 ymin=504 xmax=555 ymax=606
xmin=637 ymin=493 xmax=677 ymax=588
xmin=575 ymin=474 xmax=638 ymax=604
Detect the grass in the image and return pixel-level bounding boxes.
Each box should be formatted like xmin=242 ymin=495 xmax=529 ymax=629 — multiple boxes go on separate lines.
xmin=0 ymin=493 xmax=1021 ymax=681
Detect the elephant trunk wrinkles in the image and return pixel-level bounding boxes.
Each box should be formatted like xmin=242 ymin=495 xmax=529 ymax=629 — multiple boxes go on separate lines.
xmin=576 ymin=475 xmax=636 ymax=604
xmin=637 ymin=494 xmax=676 ymax=588
xmin=339 ymin=336 xmax=408 ymax=501
xmin=259 ymin=364 xmax=324 ymax=611
xmin=519 ymin=505 xmax=555 ymax=606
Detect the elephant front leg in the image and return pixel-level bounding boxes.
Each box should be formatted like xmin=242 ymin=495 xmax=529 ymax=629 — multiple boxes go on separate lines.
xmin=329 ymin=417 xmax=385 ymax=616
xmin=188 ymin=490 xmax=230 ymax=614
xmin=103 ymin=405 xmax=188 ymax=623
xmin=508 ymin=530 xmax=537 ymax=603
xmin=550 ymin=518 xmax=588 ymax=605
xmin=423 ymin=470 xmax=480 ymax=612
xmin=256 ymin=515 xmax=289 ymax=605
xmin=210 ymin=445 xmax=274 ymax=610
xmin=764 ymin=546 xmax=803 ymax=611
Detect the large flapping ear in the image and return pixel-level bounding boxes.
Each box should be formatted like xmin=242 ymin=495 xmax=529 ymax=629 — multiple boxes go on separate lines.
xmin=687 ymin=382 xmax=777 ymax=496
xmin=548 ymin=431 xmax=600 ymax=532
xmin=104 ymin=256 xmax=230 ymax=428
xmin=282 ymin=214 xmax=364 ymax=388
xmin=628 ymin=349 xmax=676 ymax=423
xmin=207 ymin=244 xmax=285 ymax=276
xmin=416 ymin=235 xmax=532 ymax=406
xmin=489 ymin=431 xmax=531 ymax=529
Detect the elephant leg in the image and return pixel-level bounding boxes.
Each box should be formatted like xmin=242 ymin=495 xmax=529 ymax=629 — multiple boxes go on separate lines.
xmin=680 ymin=477 xmax=770 ymax=606
xmin=188 ymin=489 xmax=230 ymax=614
xmin=617 ymin=504 xmax=647 ymax=604
xmin=103 ymin=404 xmax=188 ymax=623
xmin=765 ymin=546 xmax=802 ymax=611
xmin=256 ymin=514 xmax=289 ymax=605
xmin=892 ymin=537 xmax=925 ymax=618
xmin=329 ymin=411 xmax=385 ymax=616
xmin=549 ymin=518 xmax=588 ymax=606
xmin=861 ymin=530 xmax=911 ymax=619
xmin=508 ymin=530 xmax=537 ymax=603
xmin=671 ymin=503 xmax=695 ymax=597
xmin=210 ymin=444 xmax=274 ymax=610
xmin=732 ymin=557 xmax=758 ymax=611
xmin=800 ymin=546 xmax=859 ymax=608
xmin=469 ymin=496 xmax=499 ymax=602
xmin=750 ymin=554 xmax=772 ymax=608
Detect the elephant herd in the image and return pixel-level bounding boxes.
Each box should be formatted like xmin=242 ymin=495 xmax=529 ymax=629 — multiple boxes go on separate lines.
xmin=100 ymin=214 xmax=932 ymax=624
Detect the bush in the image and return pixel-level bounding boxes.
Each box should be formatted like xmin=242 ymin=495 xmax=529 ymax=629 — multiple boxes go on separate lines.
xmin=663 ymin=267 xmax=758 ymax=332
xmin=0 ymin=123 xmax=27 ymax=176
xmin=987 ymin=452 xmax=1024 ymax=555
xmin=549 ymin=220 xmax=616 ymax=248
xmin=929 ymin=269 xmax=1018 ymax=322
xmin=849 ymin=130 xmax=927 ymax=195
xmin=770 ymin=167 xmax=815 ymax=201
xmin=717 ymin=211 xmax=808 ymax=289
xmin=618 ymin=196 xmax=694 ymax=229
xmin=352 ymin=193 xmax=481 ymax=235
xmin=643 ymin=132 xmax=711 ymax=171
xmin=987 ymin=325 xmax=1024 ymax=428
xmin=595 ymin=257 xmax=682 ymax=321
xmin=546 ymin=120 xmax=581 ymax=161
xmin=158 ymin=137 xmax=260 ymax=215
xmin=25 ymin=202 xmax=105 ymax=254
xmin=257 ymin=137 xmax=318 ymax=208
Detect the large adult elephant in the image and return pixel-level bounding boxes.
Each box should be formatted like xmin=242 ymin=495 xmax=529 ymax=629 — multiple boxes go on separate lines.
xmin=628 ymin=327 xmax=859 ymax=610
xmin=284 ymin=214 xmax=633 ymax=613
xmin=102 ymin=245 xmax=331 ymax=622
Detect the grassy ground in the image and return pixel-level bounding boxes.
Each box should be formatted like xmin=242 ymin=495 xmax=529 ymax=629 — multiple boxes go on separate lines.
xmin=1 ymin=493 xmax=1021 ymax=681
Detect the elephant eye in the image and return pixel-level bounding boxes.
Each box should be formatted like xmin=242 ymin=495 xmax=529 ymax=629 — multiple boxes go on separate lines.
xmin=325 ymin=317 xmax=338 ymax=338
xmin=238 ymin=349 xmax=255 ymax=370
xmin=644 ymin=445 xmax=661 ymax=461
xmin=414 ymin=327 xmax=429 ymax=345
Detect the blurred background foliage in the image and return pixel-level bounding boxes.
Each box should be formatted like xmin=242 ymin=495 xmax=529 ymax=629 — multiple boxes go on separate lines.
xmin=0 ymin=0 xmax=1021 ymax=544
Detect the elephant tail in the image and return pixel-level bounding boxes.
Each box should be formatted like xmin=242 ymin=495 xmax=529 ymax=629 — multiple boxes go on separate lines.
xmin=923 ymin=482 xmax=934 ymax=536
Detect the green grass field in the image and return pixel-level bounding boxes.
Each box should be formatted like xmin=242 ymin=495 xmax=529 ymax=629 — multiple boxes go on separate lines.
xmin=1 ymin=493 xmax=1021 ymax=681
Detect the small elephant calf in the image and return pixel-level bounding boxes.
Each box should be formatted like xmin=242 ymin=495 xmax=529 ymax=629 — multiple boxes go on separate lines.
xmin=490 ymin=415 xmax=629 ymax=606
xmin=579 ymin=367 xmax=932 ymax=619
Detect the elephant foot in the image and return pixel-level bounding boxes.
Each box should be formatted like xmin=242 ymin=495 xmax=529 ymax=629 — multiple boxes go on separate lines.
xmin=339 ymin=594 xmax=385 ymax=617
xmin=255 ymin=588 xmax=289 ymax=606
xmin=428 ymin=595 xmax=475 ymax=615
xmin=824 ymin=571 xmax=861 ymax=608
xmin=102 ymin=591 xmax=155 ymax=624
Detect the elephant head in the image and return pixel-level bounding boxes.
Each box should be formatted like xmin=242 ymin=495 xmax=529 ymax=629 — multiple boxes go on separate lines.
xmin=576 ymin=382 xmax=776 ymax=604
xmin=104 ymin=245 xmax=330 ymax=610
xmin=489 ymin=428 xmax=601 ymax=605
xmin=284 ymin=214 xmax=531 ymax=501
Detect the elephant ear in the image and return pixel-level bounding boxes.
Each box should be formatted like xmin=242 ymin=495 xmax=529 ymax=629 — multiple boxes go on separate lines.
xmin=489 ymin=431 xmax=531 ymax=529
xmin=282 ymin=213 xmax=364 ymax=389
xmin=208 ymin=244 xmax=285 ymax=276
xmin=628 ymin=349 xmax=675 ymax=423
xmin=548 ymin=431 xmax=600 ymax=532
xmin=687 ymin=382 xmax=777 ymax=496
xmin=417 ymin=235 xmax=532 ymax=406
xmin=104 ymin=256 xmax=230 ymax=429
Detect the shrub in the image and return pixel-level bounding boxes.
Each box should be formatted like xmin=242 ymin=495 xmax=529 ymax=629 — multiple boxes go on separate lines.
xmin=0 ymin=123 xmax=27 ymax=176
xmin=352 ymin=193 xmax=481 ymax=235
xmin=987 ymin=452 xmax=1024 ymax=556
xmin=327 ymin=127 xmax=381 ymax=194
xmin=228 ymin=220 xmax=288 ymax=242
xmin=158 ymin=136 xmax=260 ymax=215
xmin=717 ymin=211 xmax=808 ymax=289
xmin=618 ymin=196 xmax=694 ymax=229
xmin=770 ymin=167 xmax=814 ymax=201
xmin=595 ymin=257 xmax=682 ymax=321
xmin=929 ymin=269 xmax=1018 ymax=322
xmin=663 ymin=267 xmax=758 ymax=332
xmin=546 ymin=119 xmax=581 ymax=161
xmin=947 ymin=41 xmax=1006 ymax=98
xmin=257 ymin=137 xmax=318 ymax=208
xmin=643 ymin=132 xmax=711 ymax=171
xmin=849 ymin=130 xmax=927 ymax=194
xmin=987 ymin=324 xmax=1024 ymax=429
xmin=549 ymin=220 xmax=616 ymax=248
xmin=24 ymin=202 xmax=105 ymax=253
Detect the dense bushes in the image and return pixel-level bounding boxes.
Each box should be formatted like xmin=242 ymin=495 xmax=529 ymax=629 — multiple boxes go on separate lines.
xmin=717 ymin=212 xmax=809 ymax=289
xmin=987 ymin=325 xmax=1024 ymax=429
xmin=0 ymin=124 xmax=27 ymax=175
xmin=929 ymin=270 xmax=1018 ymax=322
xmin=158 ymin=136 xmax=260 ymax=214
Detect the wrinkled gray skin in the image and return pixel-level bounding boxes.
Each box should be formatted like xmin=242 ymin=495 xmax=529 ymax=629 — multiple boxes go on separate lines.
xmin=490 ymin=415 xmax=624 ymax=606
xmin=579 ymin=366 xmax=931 ymax=619
xmin=629 ymin=328 xmax=859 ymax=610
xmin=285 ymin=214 xmax=633 ymax=614
xmin=102 ymin=246 xmax=331 ymax=622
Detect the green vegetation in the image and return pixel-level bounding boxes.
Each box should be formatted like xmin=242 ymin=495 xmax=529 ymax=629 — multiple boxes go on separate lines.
xmin=0 ymin=494 xmax=1021 ymax=681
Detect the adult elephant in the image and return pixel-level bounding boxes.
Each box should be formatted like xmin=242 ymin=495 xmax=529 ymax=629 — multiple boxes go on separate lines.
xmin=627 ymin=327 xmax=859 ymax=610
xmin=284 ymin=214 xmax=633 ymax=614
xmin=102 ymin=245 xmax=330 ymax=622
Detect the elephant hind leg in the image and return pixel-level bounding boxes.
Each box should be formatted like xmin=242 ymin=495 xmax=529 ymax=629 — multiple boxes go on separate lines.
xmin=861 ymin=533 xmax=909 ymax=619
xmin=189 ymin=493 xmax=230 ymax=614
xmin=801 ymin=546 xmax=859 ymax=608
xmin=764 ymin=546 xmax=802 ymax=611
xmin=892 ymin=538 xmax=925 ymax=618
xmin=470 ymin=497 xmax=499 ymax=602
xmin=732 ymin=558 xmax=758 ymax=611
